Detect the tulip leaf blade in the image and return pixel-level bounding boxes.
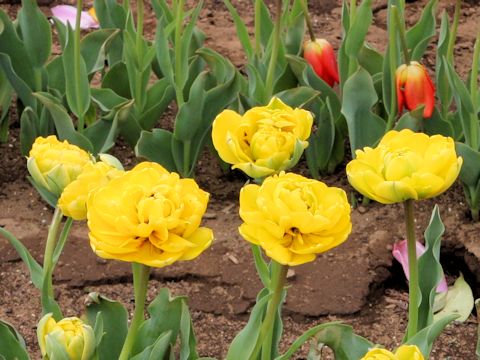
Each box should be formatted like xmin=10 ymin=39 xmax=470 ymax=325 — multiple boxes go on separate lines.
xmin=130 ymin=331 xmax=172 ymax=360
xmin=344 ymin=0 xmax=372 ymax=59
xmin=341 ymin=67 xmax=385 ymax=156
xmin=406 ymin=0 xmax=437 ymax=61
xmin=0 ymin=53 xmax=36 ymax=110
xmin=85 ymin=293 xmax=128 ymax=360
xmin=81 ymin=28 xmax=121 ymax=75
xmin=0 ymin=320 xmax=29 ymax=360
xmin=455 ymin=142 xmax=480 ymax=187
xmin=276 ymin=322 xmax=373 ymax=360
xmin=136 ymin=129 xmax=177 ymax=173
xmin=434 ymin=274 xmax=474 ymax=323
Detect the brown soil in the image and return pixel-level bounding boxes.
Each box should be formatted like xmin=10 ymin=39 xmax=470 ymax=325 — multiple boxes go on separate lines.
xmin=1 ymin=0 xmax=480 ymax=359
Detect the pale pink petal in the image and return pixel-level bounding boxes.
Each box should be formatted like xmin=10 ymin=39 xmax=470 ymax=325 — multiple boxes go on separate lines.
xmin=393 ymin=240 xmax=448 ymax=293
xmin=51 ymin=5 xmax=99 ymax=30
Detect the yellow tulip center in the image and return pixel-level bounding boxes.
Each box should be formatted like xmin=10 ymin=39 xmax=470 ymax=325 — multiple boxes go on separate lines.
xmin=382 ymin=148 xmax=422 ymax=181
xmin=56 ymin=318 xmax=84 ymax=338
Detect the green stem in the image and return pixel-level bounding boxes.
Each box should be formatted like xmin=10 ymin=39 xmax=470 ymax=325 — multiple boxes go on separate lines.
xmin=393 ymin=6 xmax=410 ymax=65
xmin=404 ymin=199 xmax=419 ymax=339
xmin=300 ymin=0 xmax=316 ymax=42
xmin=447 ymin=0 xmax=461 ymax=64
xmin=183 ymin=140 xmax=191 ymax=178
xmin=74 ymin=0 xmax=85 ymax=132
xmin=43 ymin=208 xmax=63 ymax=303
xmin=265 ymin=0 xmax=282 ymax=99
xmin=52 ymin=217 xmax=73 ymax=266
xmin=350 ymin=0 xmax=357 ymax=21
xmin=255 ymin=0 xmax=262 ymax=56
xmin=123 ymin=0 xmax=130 ymax=12
xmin=249 ymin=261 xmax=288 ymax=360
xmin=386 ymin=4 xmax=399 ymax=131
xmin=174 ymin=0 xmax=185 ymax=106
xmin=136 ymin=0 xmax=144 ymax=57
xmin=118 ymin=263 xmax=151 ymax=360
xmin=134 ymin=0 xmax=145 ymax=113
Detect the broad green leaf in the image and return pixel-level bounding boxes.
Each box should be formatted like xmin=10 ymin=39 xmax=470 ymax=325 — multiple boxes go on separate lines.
xmin=18 ymin=0 xmax=52 ymax=68
xmin=406 ymin=0 xmax=437 ymax=60
xmin=135 ymin=129 xmax=176 ymax=172
xmin=34 ymin=92 xmax=94 ymax=152
xmin=155 ymin=16 xmax=174 ymax=87
xmin=46 ymin=56 xmax=66 ymax=95
xmin=91 ymin=88 xmax=129 ymax=111
xmin=434 ymin=274 xmax=474 ymax=322
xmin=276 ymin=322 xmax=372 ymax=360
xmin=456 ymin=142 xmax=480 ymax=187
xmin=0 ymin=10 xmax=36 ymax=90
xmin=415 ymin=205 xmax=445 ymax=336
xmin=251 ymin=245 xmax=271 ymax=289
xmin=85 ymin=293 xmax=128 ymax=360
xmin=63 ymin=26 xmax=91 ymax=118
xmin=179 ymin=302 xmax=198 ymax=360
xmin=423 ymin=109 xmax=453 ymax=137
xmin=102 ymin=62 xmax=131 ymax=98
xmin=358 ymin=45 xmax=384 ymax=75
xmin=226 ymin=289 xmax=271 ymax=360
xmin=341 ymin=67 xmax=385 ymax=156
xmin=131 ymin=288 xmax=187 ymax=356
xmin=130 ymin=331 xmax=172 ymax=360
xmin=138 ymin=79 xmax=174 ymax=130
xmin=0 ymin=226 xmax=43 ymax=289
xmin=0 ymin=53 xmax=36 ymax=110
xmin=81 ymin=29 xmax=121 ymax=75
xmin=406 ymin=314 xmax=458 ymax=357
xmin=436 ymin=11 xmax=452 ymax=114
xmin=275 ymin=87 xmax=320 ymax=108
xmin=344 ymin=0 xmax=372 ymax=58
xmin=0 ymin=321 xmax=29 ymax=360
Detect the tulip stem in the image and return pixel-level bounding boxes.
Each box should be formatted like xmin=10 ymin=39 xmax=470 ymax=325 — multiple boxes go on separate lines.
xmin=300 ymin=0 xmax=316 ymax=42
xmin=118 ymin=263 xmax=151 ymax=360
xmin=392 ymin=6 xmax=410 ymax=65
xmin=265 ymin=0 xmax=283 ymax=100
xmin=75 ymin=0 xmax=85 ymax=132
xmin=350 ymin=0 xmax=357 ymax=21
xmin=386 ymin=3 xmax=399 ymax=131
xmin=123 ymin=0 xmax=130 ymax=12
xmin=404 ymin=199 xmax=419 ymax=339
xmin=255 ymin=0 xmax=262 ymax=56
xmin=174 ymin=0 xmax=185 ymax=106
xmin=249 ymin=261 xmax=288 ymax=360
xmin=469 ymin=33 xmax=480 ymax=151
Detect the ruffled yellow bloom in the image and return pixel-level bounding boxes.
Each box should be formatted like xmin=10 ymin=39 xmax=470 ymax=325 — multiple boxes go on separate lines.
xmin=361 ymin=345 xmax=424 ymax=360
xmin=212 ymin=97 xmax=313 ymax=179
xmin=239 ymin=172 xmax=351 ymax=266
xmin=58 ymin=161 xmax=123 ymax=220
xmin=37 ymin=313 xmax=95 ymax=360
xmin=27 ymin=136 xmax=92 ymax=198
xmin=87 ymin=162 xmax=213 ymax=267
xmin=346 ymin=129 xmax=462 ymax=204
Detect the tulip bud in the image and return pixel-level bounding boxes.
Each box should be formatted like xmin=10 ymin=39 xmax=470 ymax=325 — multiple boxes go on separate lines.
xmin=303 ymin=38 xmax=339 ymax=87
xmin=396 ymin=61 xmax=435 ymax=118
xmin=27 ymin=136 xmax=92 ymax=199
xmin=37 ymin=314 xmax=95 ymax=360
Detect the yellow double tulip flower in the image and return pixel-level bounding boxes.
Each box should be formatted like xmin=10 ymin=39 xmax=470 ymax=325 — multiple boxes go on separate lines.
xmin=361 ymin=345 xmax=424 ymax=360
xmin=212 ymin=97 xmax=313 ymax=179
xmin=239 ymin=172 xmax=351 ymax=265
xmin=87 ymin=162 xmax=213 ymax=267
xmin=347 ymin=129 xmax=462 ymax=204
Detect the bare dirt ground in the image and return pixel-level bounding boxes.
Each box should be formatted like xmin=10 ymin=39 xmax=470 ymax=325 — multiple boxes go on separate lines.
xmin=1 ymin=0 xmax=480 ymax=358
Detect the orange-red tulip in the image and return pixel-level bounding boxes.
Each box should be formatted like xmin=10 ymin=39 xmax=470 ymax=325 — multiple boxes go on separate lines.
xmin=396 ymin=61 xmax=435 ymax=118
xmin=303 ymin=39 xmax=339 ymax=87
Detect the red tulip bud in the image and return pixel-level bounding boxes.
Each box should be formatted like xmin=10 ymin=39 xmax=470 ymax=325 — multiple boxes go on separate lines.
xmin=303 ymin=39 xmax=339 ymax=87
xmin=395 ymin=61 xmax=435 ymax=118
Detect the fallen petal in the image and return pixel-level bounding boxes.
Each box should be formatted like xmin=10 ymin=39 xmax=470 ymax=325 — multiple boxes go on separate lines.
xmin=51 ymin=5 xmax=99 ymax=30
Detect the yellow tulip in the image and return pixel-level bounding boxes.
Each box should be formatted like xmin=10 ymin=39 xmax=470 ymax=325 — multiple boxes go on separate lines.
xmin=58 ymin=161 xmax=123 ymax=220
xmin=360 ymin=345 xmax=424 ymax=360
xmin=212 ymin=97 xmax=313 ymax=179
xmin=27 ymin=136 xmax=92 ymax=198
xmin=87 ymin=162 xmax=213 ymax=267
xmin=37 ymin=313 xmax=95 ymax=360
xmin=239 ymin=172 xmax=351 ymax=266
xmin=346 ymin=129 xmax=462 ymax=204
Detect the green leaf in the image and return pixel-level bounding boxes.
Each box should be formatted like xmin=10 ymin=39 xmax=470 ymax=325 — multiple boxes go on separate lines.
xmin=135 ymin=129 xmax=177 ymax=172
xmin=155 ymin=16 xmax=174 ymax=87
xmin=275 ymin=87 xmax=320 ymax=108
xmin=0 ymin=226 xmax=42 ymax=289
xmin=46 ymin=56 xmax=66 ymax=96
xmin=138 ymin=79 xmax=174 ymax=130
xmin=341 ymin=67 xmax=385 ymax=156
xmin=276 ymin=322 xmax=372 ymax=360
xmin=226 ymin=289 xmax=271 ymax=360
xmin=223 ymin=0 xmax=254 ymax=61
xmin=406 ymin=314 xmax=458 ymax=357
xmin=344 ymin=0 xmax=372 ymax=58
xmin=251 ymin=245 xmax=271 ymax=289
xmin=406 ymin=0 xmax=437 ymax=61
xmin=0 ymin=53 xmax=36 ymax=110
xmin=91 ymin=88 xmax=129 ymax=111
xmin=0 ymin=10 xmax=36 ymax=90
xmin=456 ymin=142 xmax=480 ymax=187
xmin=357 ymin=45 xmax=384 ymax=75
xmin=27 ymin=175 xmax=58 ymax=208
xmin=102 ymin=62 xmax=131 ymax=99
xmin=45 ymin=334 xmax=70 ymax=360
xmin=63 ymin=25 xmax=91 ymax=118
xmin=179 ymin=301 xmax=198 ymax=360
xmin=34 ymin=92 xmax=94 ymax=152
xmin=130 ymin=331 xmax=172 ymax=360
xmin=85 ymin=293 xmax=129 ymax=360
xmin=18 ymin=0 xmax=52 ymax=68
xmin=415 ymin=205 xmax=446 ymax=335
xmin=131 ymin=288 xmax=187 ymax=356
xmin=0 ymin=320 xmax=29 ymax=360
xmin=434 ymin=274 xmax=474 ymax=322
xmin=81 ymin=29 xmax=121 ymax=75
